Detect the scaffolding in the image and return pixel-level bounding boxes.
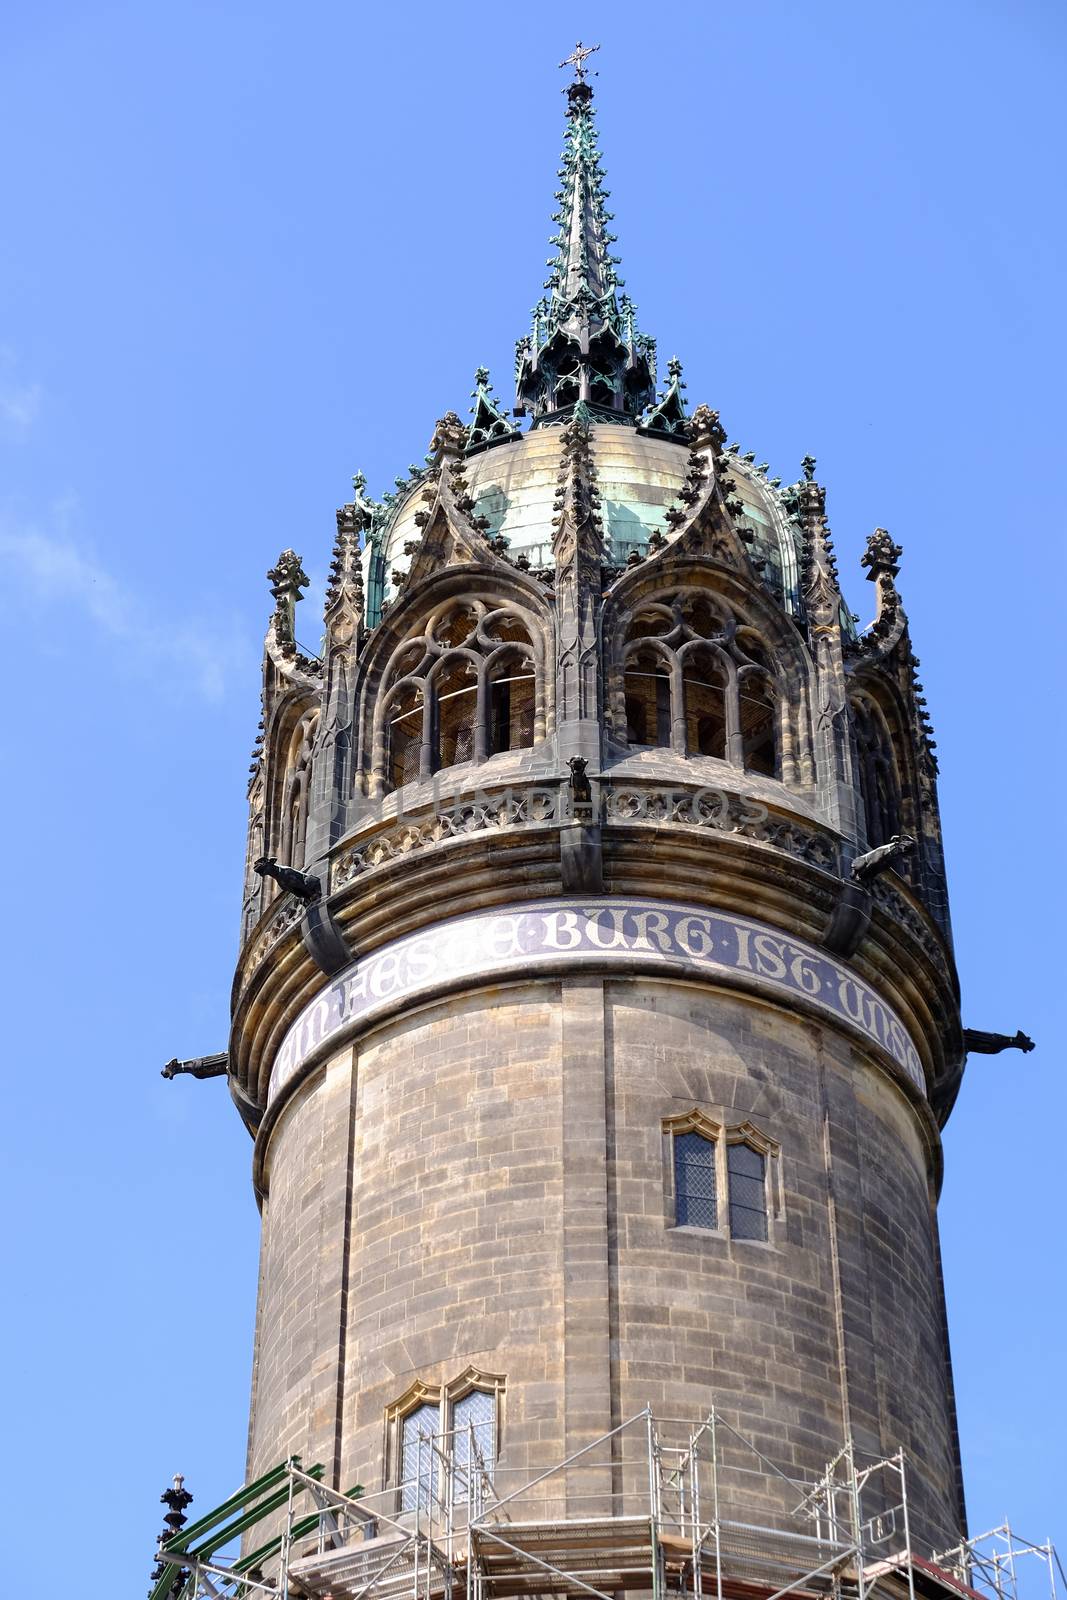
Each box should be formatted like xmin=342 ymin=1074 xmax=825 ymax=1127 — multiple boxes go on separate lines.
xmin=932 ymin=1526 xmax=1065 ymax=1600
xmin=149 ymin=1409 xmax=1061 ymax=1600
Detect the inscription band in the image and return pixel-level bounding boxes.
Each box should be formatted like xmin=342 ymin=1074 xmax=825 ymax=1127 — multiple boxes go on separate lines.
xmin=269 ymin=898 xmax=925 ymax=1104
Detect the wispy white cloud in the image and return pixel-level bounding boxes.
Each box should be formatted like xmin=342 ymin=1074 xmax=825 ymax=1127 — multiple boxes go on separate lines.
xmin=0 ymin=510 xmax=255 ymax=702
xmin=0 ymin=347 xmax=42 ymax=429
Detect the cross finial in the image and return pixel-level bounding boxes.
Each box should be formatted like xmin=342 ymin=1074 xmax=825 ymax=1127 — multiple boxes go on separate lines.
xmin=560 ymin=40 xmax=600 ymax=82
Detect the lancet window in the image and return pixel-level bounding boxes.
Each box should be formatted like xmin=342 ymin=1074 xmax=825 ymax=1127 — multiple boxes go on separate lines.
xmin=683 ymin=645 xmax=728 ymax=759
xmin=621 ymin=592 xmax=781 ymax=777
xmin=624 ymin=644 xmax=671 ymax=747
xmin=387 ymin=685 xmax=424 ymax=791
xmin=739 ymin=672 xmax=777 ymax=778
xmin=451 ymin=1387 xmax=497 ymax=1504
xmin=489 ymin=652 xmax=536 ymax=756
xmin=399 ymin=1401 xmax=439 ymax=1513
xmin=375 ymin=601 xmax=546 ymax=791
xmin=673 ymin=1130 xmax=719 ymax=1229
xmin=726 ymin=1141 xmax=768 ymax=1241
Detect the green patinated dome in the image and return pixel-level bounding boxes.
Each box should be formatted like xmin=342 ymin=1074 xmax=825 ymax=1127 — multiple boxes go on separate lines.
xmin=364 ymin=424 xmax=807 ymax=620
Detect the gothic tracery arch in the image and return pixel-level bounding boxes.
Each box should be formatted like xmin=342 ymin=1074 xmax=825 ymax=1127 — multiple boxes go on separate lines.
xmin=362 ymin=589 xmax=552 ymax=794
xmin=609 ymin=573 xmax=802 ymax=783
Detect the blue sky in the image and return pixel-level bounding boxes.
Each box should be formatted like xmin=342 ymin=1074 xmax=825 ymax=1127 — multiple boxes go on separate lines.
xmin=0 ymin=2 xmax=1063 ymax=1593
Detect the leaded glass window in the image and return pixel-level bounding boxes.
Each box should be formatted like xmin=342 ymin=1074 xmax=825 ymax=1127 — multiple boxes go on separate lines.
xmin=452 ymin=1388 xmax=496 ymax=1500
xmin=727 ymin=1143 xmax=768 ymax=1241
xmin=674 ymin=1131 xmax=718 ymax=1229
xmin=400 ymin=1401 xmax=439 ymax=1512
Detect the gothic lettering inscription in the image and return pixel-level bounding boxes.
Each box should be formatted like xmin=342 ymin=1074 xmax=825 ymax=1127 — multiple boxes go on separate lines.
xmin=268 ymin=898 xmax=925 ymax=1104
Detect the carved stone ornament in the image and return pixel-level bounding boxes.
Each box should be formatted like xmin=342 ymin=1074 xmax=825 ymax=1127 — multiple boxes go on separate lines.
xmin=266 ymin=549 xmax=309 ymax=643
xmin=851 ymin=832 xmax=916 ymax=884
xmin=862 ymin=527 xmax=903 ymax=579
xmin=688 ymin=403 xmax=726 ymax=453
xmin=429 ymin=410 xmax=468 ymax=459
xmin=962 ymin=1028 xmax=1035 ymax=1055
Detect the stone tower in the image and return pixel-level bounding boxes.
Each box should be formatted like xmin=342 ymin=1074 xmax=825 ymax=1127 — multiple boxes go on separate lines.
xmin=213 ymin=52 xmax=1004 ymax=1590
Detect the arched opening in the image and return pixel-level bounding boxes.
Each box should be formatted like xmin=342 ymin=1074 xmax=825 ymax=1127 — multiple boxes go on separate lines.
xmin=554 ymin=356 xmax=580 ymax=408
xmin=371 ymin=599 xmax=549 ymax=795
xmin=683 ymin=646 xmax=728 ymax=758
xmin=624 ymin=644 xmax=671 ymax=748
xmin=284 ymin=773 xmax=307 ymax=867
xmin=589 ymin=369 xmax=616 ymax=408
xmin=740 ymin=671 xmax=777 ymax=778
xmin=854 ymin=698 xmax=901 ymax=848
xmin=434 ymin=659 xmax=478 ymax=772
xmin=276 ymin=711 xmax=316 ymax=869
xmin=387 ymin=685 xmax=423 ymax=791
xmin=489 ymin=652 xmax=535 ymax=756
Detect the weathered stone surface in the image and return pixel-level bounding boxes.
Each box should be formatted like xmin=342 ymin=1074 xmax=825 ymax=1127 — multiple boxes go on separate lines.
xmin=247 ymin=975 xmax=960 ymax=1550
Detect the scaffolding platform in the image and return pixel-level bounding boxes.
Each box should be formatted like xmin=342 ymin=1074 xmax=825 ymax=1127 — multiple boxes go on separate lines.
xmin=286 ymin=1516 xmax=859 ymax=1600
xmin=288 ymin=1526 xmax=442 ymax=1600
xmin=150 ymin=1408 xmax=1062 ymax=1600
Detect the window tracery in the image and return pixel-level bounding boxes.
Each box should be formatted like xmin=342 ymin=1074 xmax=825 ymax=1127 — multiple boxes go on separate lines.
xmin=619 ymin=590 xmax=782 ymax=777
xmin=373 ymin=599 xmax=548 ymax=791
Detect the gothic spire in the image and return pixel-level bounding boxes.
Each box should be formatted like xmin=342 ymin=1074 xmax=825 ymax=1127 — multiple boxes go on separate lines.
xmin=639 ymin=355 xmax=690 ymax=439
xmin=466 ymin=367 xmax=519 ymax=454
xmin=515 ymin=47 xmax=657 ymax=425
xmin=795 ymin=456 xmax=843 ymax=627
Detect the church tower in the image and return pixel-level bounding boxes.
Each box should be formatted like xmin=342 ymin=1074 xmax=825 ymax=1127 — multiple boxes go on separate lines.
xmin=152 ymin=45 xmax=1040 ymax=1600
